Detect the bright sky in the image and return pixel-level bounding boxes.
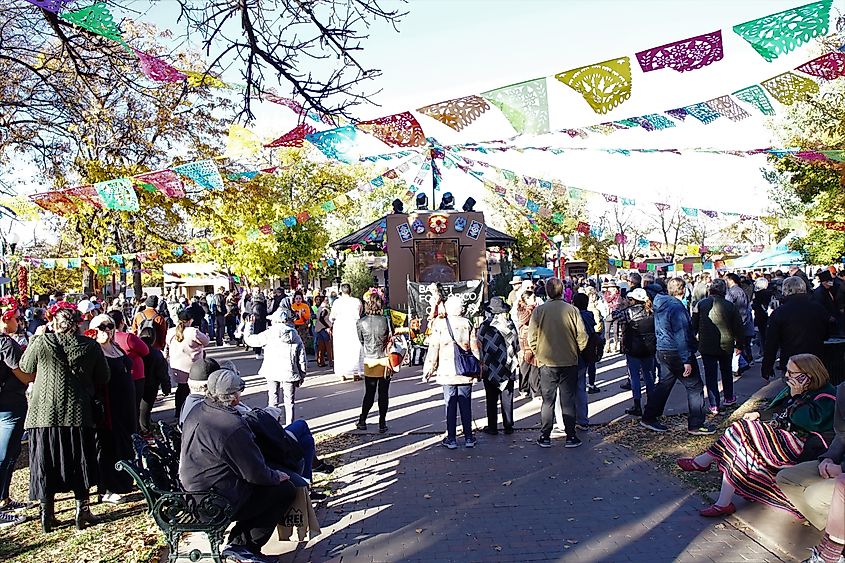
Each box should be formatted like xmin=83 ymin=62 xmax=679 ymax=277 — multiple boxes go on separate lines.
xmin=10 ymin=0 xmax=845 ymax=243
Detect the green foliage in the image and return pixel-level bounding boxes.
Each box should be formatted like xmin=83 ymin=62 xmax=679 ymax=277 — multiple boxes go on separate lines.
xmin=575 ymin=234 xmax=612 ymax=275
xmin=342 ymin=256 xmax=374 ymax=299
xmin=766 ymin=53 xmax=845 ymax=264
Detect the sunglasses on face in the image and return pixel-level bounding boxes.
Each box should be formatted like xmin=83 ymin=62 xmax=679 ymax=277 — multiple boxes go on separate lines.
xmin=97 ymin=323 xmax=115 ymax=331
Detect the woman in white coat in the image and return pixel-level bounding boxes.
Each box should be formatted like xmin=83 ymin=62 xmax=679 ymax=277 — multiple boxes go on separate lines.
xmin=243 ymin=308 xmax=306 ymax=426
xmin=164 ymin=309 xmax=210 ymax=419
xmin=329 ymin=283 xmax=363 ymax=381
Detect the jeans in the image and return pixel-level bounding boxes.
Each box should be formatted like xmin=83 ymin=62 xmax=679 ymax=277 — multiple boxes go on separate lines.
xmin=285 ymin=420 xmax=315 ymax=482
xmin=643 ymin=351 xmax=706 ymax=430
xmin=229 ymin=481 xmax=297 ymax=553
xmin=206 ymin=314 xmax=216 ymax=340
xmin=443 ymin=384 xmax=473 ymax=441
xmin=777 ymin=460 xmax=837 ymax=531
xmin=626 ymin=355 xmax=656 ymax=401
xmin=0 ymin=401 xmax=26 ymax=500
xmin=483 ymin=378 xmax=514 ymax=430
xmin=587 ymin=361 xmax=597 ymax=386
xmin=539 ymin=365 xmax=577 ymax=439
xmin=268 ymin=381 xmax=297 ymax=426
xmin=701 ymin=351 xmax=734 ymax=408
xmin=214 ymin=315 xmax=225 ymax=346
xmin=360 ymin=377 xmax=390 ymax=426
xmin=174 ymin=383 xmax=190 ymax=421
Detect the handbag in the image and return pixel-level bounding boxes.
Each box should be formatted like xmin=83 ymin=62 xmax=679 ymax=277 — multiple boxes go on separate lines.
xmin=444 ymin=317 xmax=480 ymax=378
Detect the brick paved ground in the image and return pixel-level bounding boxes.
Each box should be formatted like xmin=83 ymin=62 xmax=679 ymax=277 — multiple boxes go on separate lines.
xmin=165 ymin=346 xmax=796 ymax=562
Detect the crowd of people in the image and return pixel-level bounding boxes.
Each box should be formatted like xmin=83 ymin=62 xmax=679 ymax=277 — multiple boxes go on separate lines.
xmin=1 ymin=262 xmax=845 ymax=563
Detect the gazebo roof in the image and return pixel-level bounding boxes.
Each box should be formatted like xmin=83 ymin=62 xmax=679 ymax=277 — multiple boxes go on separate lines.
xmin=330 ymin=214 xmax=516 ymax=251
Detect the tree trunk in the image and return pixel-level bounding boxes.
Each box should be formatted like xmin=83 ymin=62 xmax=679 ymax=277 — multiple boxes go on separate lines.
xmin=132 ymin=259 xmax=142 ymax=299
xmin=82 ymin=265 xmax=95 ymax=295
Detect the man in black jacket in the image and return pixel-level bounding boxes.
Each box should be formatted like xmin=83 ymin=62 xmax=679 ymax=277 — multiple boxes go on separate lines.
xmin=812 ymin=270 xmax=842 ymax=336
xmin=762 ymin=276 xmax=830 ymax=380
xmin=691 ymin=279 xmax=743 ymax=412
xmin=213 ymin=287 xmax=227 ymax=346
xmin=180 ymin=369 xmax=296 ymax=563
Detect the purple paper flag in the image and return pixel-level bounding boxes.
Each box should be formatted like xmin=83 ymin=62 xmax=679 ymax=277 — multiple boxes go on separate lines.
xmin=636 ymin=30 xmax=724 ymax=73
xmin=25 ymin=0 xmax=73 ymax=12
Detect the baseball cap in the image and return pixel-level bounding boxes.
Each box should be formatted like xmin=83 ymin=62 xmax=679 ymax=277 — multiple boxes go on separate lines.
xmin=206 ymin=369 xmax=245 ymax=396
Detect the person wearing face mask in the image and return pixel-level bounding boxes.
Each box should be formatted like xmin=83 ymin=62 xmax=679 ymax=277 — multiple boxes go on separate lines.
xmin=22 ymin=303 xmax=110 ymax=532
xmin=86 ymin=313 xmax=135 ymax=506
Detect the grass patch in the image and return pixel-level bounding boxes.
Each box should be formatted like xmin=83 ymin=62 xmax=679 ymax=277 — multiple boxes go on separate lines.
xmin=595 ymin=398 xmax=768 ymax=497
xmin=1 ymin=431 xmax=358 ymax=562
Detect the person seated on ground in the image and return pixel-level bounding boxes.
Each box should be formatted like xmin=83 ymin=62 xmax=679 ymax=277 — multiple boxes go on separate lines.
xmin=179 ymin=368 xmax=296 ymax=563
xmin=677 ymin=354 xmax=836 ymax=518
xmin=180 ymin=358 xmax=334 ymax=484
xmin=777 ymin=381 xmax=845 ymax=563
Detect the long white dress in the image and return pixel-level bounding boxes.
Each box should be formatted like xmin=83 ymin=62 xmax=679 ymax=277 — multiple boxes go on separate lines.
xmin=330 ymin=295 xmax=363 ymax=377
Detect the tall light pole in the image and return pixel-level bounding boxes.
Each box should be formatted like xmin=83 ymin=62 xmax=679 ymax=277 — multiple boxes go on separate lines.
xmin=553 ymin=234 xmax=565 ymax=279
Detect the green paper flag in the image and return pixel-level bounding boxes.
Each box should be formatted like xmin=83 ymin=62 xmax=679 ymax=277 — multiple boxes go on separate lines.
xmin=732 ymin=0 xmax=833 ymax=62
xmin=481 ymin=78 xmax=550 ymax=135
xmin=61 ymin=3 xmax=128 ymax=47
xmin=732 ymin=85 xmax=775 ymax=115
xmin=761 ymin=72 xmax=820 ymax=105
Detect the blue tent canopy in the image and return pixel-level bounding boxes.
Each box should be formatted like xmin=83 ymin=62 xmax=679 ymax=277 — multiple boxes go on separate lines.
xmin=729 ymin=250 xmax=804 ymax=269
xmin=514 ymin=267 xmax=555 ymax=279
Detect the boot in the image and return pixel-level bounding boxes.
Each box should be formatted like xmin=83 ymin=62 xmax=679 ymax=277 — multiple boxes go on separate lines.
xmin=40 ymin=499 xmax=55 ymax=533
xmin=75 ymin=498 xmax=100 ymax=530
xmin=625 ymin=399 xmax=642 ymax=417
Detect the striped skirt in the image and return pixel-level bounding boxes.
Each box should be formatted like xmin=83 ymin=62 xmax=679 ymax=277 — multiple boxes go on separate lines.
xmin=708 ymin=419 xmax=805 ymax=517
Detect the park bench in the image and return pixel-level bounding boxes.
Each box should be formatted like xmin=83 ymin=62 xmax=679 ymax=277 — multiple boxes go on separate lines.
xmin=116 ymin=422 xmax=234 ymax=563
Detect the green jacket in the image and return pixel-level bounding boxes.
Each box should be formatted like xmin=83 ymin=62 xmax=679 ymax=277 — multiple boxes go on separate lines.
xmin=23 ymin=333 xmax=110 ymax=429
xmin=769 ymin=383 xmax=837 ymax=435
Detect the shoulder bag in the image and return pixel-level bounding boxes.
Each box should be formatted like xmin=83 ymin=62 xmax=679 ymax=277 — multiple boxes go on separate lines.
xmin=444 ymin=317 xmax=480 ymax=378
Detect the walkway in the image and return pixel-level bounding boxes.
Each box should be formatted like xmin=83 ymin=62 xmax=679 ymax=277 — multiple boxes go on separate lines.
xmin=160 ymin=346 xmax=798 ymax=562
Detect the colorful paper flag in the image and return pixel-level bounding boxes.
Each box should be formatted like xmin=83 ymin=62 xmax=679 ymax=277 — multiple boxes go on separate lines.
xmin=732 ymin=0 xmax=833 ymax=62
xmin=305 ymin=126 xmax=359 ymax=163
xmin=134 ymin=170 xmax=186 ymax=198
xmin=132 ymin=49 xmax=187 ymax=83
xmin=705 ymin=95 xmax=750 ymax=121
xmin=225 ymin=124 xmax=263 ymax=159
xmin=94 ymin=178 xmax=139 ymax=211
xmin=761 ymin=72 xmax=820 ymax=105
xmin=357 ymin=112 xmax=426 ymax=147
xmin=796 ymin=52 xmax=845 ymax=80
xmin=555 ymin=57 xmax=632 ymax=114
xmin=60 ymin=2 xmax=127 ymax=46
xmin=417 ymin=95 xmax=491 ymax=132
xmin=264 ymin=123 xmax=316 ymax=148
xmin=173 ymin=159 xmax=225 ymax=190
xmin=481 ymin=78 xmax=550 ymax=134
xmin=635 ymin=30 xmax=724 ymax=73
xmin=25 ymin=0 xmax=74 ymax=13
xmin=733 ymin=85 xmax=776 ymax=115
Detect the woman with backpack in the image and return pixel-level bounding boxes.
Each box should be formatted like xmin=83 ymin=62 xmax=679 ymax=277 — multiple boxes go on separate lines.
xmin=355 ymin=291 xmax=393 ymax=433
xmin=616 ymin=288 xmax=656 ymax=417
xmin=165 ymin=309 xmax=210 ymax=420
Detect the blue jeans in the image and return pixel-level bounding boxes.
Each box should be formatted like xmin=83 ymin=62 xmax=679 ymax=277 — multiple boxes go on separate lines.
xmin=576 ymin=366 xmax=588 ymax=426
xmin=206 ymin=314 xmax=216 ymax=340
xmin=443 ymin=384 xmax=473 ymax=441
xmin=626 ymin=355 xmax=656 ymax=401
xmin=0 ymin=401 xmax=26 ymax=500
xmin=285 ymin=419 xmax=315 ymax=483
xmin=701 ymin=352 xmax=734 ymax=408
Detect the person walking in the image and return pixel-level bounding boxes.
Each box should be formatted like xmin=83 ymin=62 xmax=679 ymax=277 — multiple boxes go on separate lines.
xmin=527 ymin=278 xmax=589 ymax=448
xmin=165 ymin=310 xmax=210 ymax=420
xmin=692 ymin=279 xmax=744 ymax=414
xmin=22 ymin=304 xmax=110 ymax=532
xmin=615 ymin=288 xmax=656 ymax=417
xmin=330 ymin=284 xmax=363 ymax=381
xmin=641 ymin=278 xmax=716 ymax=436
xmin=477 ymin=297 xmax=520 ymax=435
xmin=356 ymin=292 xmax=393 ymax=433
xmin=424 ymin=295 xmax=481 ymax=449
xmin=752 ymin=277 xmax=773 ymax=353
xmin=243 ymin=309 xmax=306 ymax=427
xmin=725 ymin=273 xmax=755 ymax=366
xmin=0 ymin=298 xmax=33 ymax=527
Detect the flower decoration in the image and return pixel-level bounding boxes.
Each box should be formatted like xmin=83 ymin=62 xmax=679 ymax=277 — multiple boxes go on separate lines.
xmin=47 ymin=300 xmax=78 ymax=319
xmin=0 ymin=297 xmax=18 ymax=321
xmin=429 ymin=214 xmax=448 ymax=234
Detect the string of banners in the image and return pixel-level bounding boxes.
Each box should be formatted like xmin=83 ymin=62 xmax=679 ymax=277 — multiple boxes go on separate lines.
xmin=25 ymin=0 xmax=845 ymax=153
xmin=19 ymin=155 xmax=425 ymax=269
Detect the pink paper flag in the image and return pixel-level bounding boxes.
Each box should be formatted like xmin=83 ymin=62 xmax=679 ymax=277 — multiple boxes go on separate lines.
xmin=133 ymin=49 xmax=187 ymax=83
xmin=134 ymin=170 xmax=186 ymax=198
